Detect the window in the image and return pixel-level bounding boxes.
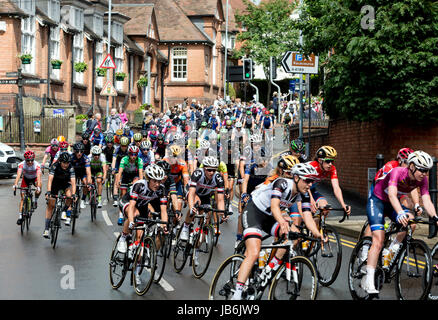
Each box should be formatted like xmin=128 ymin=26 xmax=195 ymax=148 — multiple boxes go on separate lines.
xmin=112 ymin=22 xmax=123 ymax=44
xmin=48 ymin=0 xmax=60 ymax=23
xmin=21 ymin=16 xmax=36 ymax=74
xmin=94 ymin=14 xmax=103 ymax=37
xmin=73 ymin=33 xmax=84 ymax=84
xmin=95 ymin=41 xmax=104 ymax=88
xmin=70 ymin=7 xmax=83 ymax=31
xmin=229 ymin=35 xmax=236 ymax=50
xmin=147 ymin=23 xmax=154 ymax=39
xmin=16 ymin=0 xmax=35 ymax=15
xmin=172 ymin=47 xmax=187 ymax=81
xmin=114 ymin=45 xmax=124 ymax=91
xmin=50 ymin=26 xmax=61 ymax=79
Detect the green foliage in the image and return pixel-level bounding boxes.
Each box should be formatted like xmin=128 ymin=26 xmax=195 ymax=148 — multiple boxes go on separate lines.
xmin=74 ymin=62 xmax=88 ymax=73
xmin=96 ymin=67 xmax=107 ymax=76
xmin=19 ymin=53 xmax=32 ymax=60
xmin=137 ymin=76 xmax=148 ymax=88
xmin=298 ymin=0 xmax=438 ymax=123
xmin=234 ymin=0 xmax=300 ymax=79
xmin=51 ymin=59 xmax=62 ymax=65
xmin=115 ymin=72 xmax=127 ymax=80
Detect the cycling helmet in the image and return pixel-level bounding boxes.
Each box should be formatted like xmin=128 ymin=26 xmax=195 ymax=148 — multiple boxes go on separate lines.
xmin=51 ymin=138 xmax=59 ymax=146
xmin=94 ymin=127 xmax=101 ymax=134
xmin=57 ymin=135 xmax=66 ymax=142
xmin=81 ymin=132 xmax=90 ymax=140
xmin=105 ymin=135 xmax=114 ymax=143
xmin=231 ymin=116 xmax=236 ymax=121
xmin=226 ymin=120 xmax=232 ymax=126
xmin=115 ymin=129 xmax=123 ymax=136
xmin=180 ymin=115 xmax=187 ymax=121
xmin=124 ymin=125 xmax=130 ymax=132
xmin=120 ymin=137 xmax=130 ymax=146
xmin=59 ymin=141 xmax=69 ymax=151
xmin=24 ymin=150 xmax=35 ymax=160
xmin=202 ymin=156 xmax=219 ymax=168
xmin=270 ymin=109 xmax=274 ymax=114
xmin=157 ymin=133 xmax=165 ymax=141
xmin=145 ymin=164 xmax=166 ymax=180
xmin=58 ymin=152 xmax=71 ymax=163
xmin=246 ymin=110 xmax=252 ymax=115
xmin=316 ymin=146 xmax=337 ymax=159
xmin=173 ymin=133 xmax=182 ymax=141
xmin=250 ymin=134 xmax=262 ymax=143
xmin=128 ymin=145 xmax=139 ymax=154
xmin=149 ymin=133 xmax=157 ymax=140
xmin=201 ymin=121 xmax=207 ymax=127
xmin=133 ymin=133 xmax=142 ymax=142
xmin=170 ymin=145 xmax=182 ymax=156
xmin=140 ymin=140 xmax=151 ymax=150
xmin=408 ymin=150 xmax=433 ymax=170
xmin=220 ymin=127 xmax=228 ymax=134
xmin=235 ymin=121 xmax=242 ymax=128
xmin=200 ymin=140 xmax=210 ymax=150
xmin=73 ymin=142 xmax=85 ymax=152
xmin=397 ymin=147 xmax=414 ymax=161
xmin=91 ymin=145 xmax=102 ymax=155
xmin=278 ymin=155 xmax=299 ymax=171
xmin=292 ymin=162 xmax=319 ymax=180
xmin=141 ymin=129 xmax=148 ymax=137
xmin=291 ymin=139 xmax=306 ymax=153
xmin=156 ymin=160 xmax=171 ymax=175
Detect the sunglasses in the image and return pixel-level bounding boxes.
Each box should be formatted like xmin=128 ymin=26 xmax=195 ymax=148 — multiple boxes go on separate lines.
xmin=417 ymin=167 xmax=429 ymax=174
xmin=205 ymin=168 xmax=217 ymax=173
xmin=303 ymin=178 xmax=316 ymax=184
xmin=324 ymin=159 xmax=335 ymax=164
xmin=26 ymin=159 xmax=34 ymax=162
xmin=129 ymin=152 xmax=138 ymax=156
xmin=74 ymin=150 xmax=83 ymax=153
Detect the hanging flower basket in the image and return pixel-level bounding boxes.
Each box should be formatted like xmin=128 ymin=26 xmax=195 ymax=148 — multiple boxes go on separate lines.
xmin=137 ymin=76 xmax=148 ymax=88
xmin=51 ymin=59 xmax=63 ymax=69
xmin=96 ymin=67 xmax=107 ymax=77
xmin=115 ymin=72 xmax=127 ymax=81
xmin=19 ymin=54 xmax=32 ymax=64
xmin=74 ymin=61 xmax=88 ymax=73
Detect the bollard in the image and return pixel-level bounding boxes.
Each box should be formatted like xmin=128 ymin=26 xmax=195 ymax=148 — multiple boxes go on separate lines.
xmin=429 ymin=157 xmax=437 ymax=238
xmin=376 ymin=154 xmax=384 ymax=171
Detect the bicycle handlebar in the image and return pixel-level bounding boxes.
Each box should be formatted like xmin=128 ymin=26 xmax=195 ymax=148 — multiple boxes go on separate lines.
xmin=318 ymin=204 xmax=350 ymax=223
xmin=14 ymin=186 xmax=38 ymax=196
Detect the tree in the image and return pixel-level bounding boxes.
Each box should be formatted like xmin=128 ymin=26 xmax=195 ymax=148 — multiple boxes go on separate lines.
xmin=234 ymin=0 xmax=300 ymax=104
xmin=297 ymin=0 xmax=438 ymax=123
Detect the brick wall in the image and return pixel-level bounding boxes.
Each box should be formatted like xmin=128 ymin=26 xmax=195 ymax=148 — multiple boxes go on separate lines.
xmin=293 ymin=118 xmax=438 ymax=200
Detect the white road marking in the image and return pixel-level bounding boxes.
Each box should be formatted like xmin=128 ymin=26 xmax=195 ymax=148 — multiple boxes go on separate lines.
xmin=102 ymin=210 xmax=113 ymax=226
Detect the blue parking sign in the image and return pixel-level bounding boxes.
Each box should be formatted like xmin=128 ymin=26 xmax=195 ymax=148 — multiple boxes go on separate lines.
xmin=295 ymin=54 xmax=303 ymax=61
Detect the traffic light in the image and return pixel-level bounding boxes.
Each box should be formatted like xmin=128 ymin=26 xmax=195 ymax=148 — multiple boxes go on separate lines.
xmin=270 ymin=56 xmax=277 ymax=80
xmin=243 ymin=58 xmax=253 ymax=80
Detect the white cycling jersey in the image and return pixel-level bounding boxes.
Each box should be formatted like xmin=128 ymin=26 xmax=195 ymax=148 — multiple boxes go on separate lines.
xmin=18 ymin=160 xmax=41 ymax=180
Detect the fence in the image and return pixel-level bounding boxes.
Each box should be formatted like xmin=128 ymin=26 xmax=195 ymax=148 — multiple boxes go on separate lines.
xmin=0 ymin=113 xmax=71 ymax=144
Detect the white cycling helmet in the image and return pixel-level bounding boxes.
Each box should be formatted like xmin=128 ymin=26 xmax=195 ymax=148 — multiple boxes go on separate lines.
xmin=200 ymin=140 xmax=210 ymax=150
xmin=250 ymin=134 xmax=262 ymax=143
xmin=145 ymin=164 xmax=166 ymax=180
xmin=202 ymin=156 xmax=219 ymax=168
xmin=91 ymin=145 xmax=102 ymax=155
xmin=408 ymin=150 xmax=433 ymax=170
xmin=235 ymin=121 xmax=242 ymax=128
xmin=292 ymin=162 xmax=319 ymax=179
xmin=141 ymin=140 xmax=151 ymax=150
xmin=173 ymin=133 xmax=182 ymax=141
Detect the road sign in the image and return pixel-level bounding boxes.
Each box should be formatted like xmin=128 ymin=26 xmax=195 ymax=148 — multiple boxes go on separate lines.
xmin=6 ymin=72 xmax=18 ymax=78
xmin=0 ymin=79 xmax=17 ymax=84
xmin=99 ymin=53 xmax=116 ymax=69
xmin=53 ymin=109 xmax=65 ymax=117
xmin=281 ymin=51 xmax=319 ymax=74
xmin=23 ymin=79 xmax=48 ymax=84
xmin=100 ymin=80 xmax=117 ymax=96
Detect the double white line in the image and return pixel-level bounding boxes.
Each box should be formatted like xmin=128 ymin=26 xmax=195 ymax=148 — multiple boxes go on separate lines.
xmin=102 ymin=210 xmax=175 ymax=292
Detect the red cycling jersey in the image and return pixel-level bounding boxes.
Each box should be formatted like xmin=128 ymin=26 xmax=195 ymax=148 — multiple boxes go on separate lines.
xmin=309 ymin=160 xmax=338 ymax=180
xmin=374 ymin=160 xmax=399 ymax=182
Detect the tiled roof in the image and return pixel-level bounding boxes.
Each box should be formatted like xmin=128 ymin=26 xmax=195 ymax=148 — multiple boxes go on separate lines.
xmin=123 ymin=34 xmax=144 ymax=56
xmin=223 ymin=1 xmax=239 ymax=32
xmin=0 ymin=0 xmax=28 ymax=17
xmin=174 ymin=0 xmax=218 ymax=16
xmin=112 ymin=4 xmax=154 ymax=37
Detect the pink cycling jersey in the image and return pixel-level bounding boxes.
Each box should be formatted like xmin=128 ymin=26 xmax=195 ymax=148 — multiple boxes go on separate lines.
xmin=373 ymin=166 xmax=429 ymax=202
xmin=45 ymin=146 xmax=58 ymax=159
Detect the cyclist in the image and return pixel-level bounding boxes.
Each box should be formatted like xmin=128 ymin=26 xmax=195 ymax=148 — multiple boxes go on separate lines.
xmin=154 ymin=160 xmax=179 ymax=220
xmin=280 ymin=138 xmax=307 ymax=162
xmin=81 ymin=132 xmax=92 ymax=156
xmin=374 ymin=147 xmax=414 ymax=183
xmin=90 ymin=127 xmax=105 ymax=147
xmin=181 ymin=156 xmax=226 ymax=241
xmin=111 ymin=136 xmax=130 ymax=207
xmin=89 ymin=145 xmax=107 ymax=208
xmin=13 ymin=151 xmax=42 ymax=225
xmin=116 ymin=164 xmax=168 ymax=261
xmin=122 ymin=125 xmax=134 ymax=142
xmin=139 ymin=140 xmax=155 ymax=168
xmin=115 ymin=145 xmax=144 ymax=225
xmin=51 ymin=141 xmax=70 ymax=164
xmin=41 ymin=138 xmax=60 ymax=172
xmin=231 ymin=161 xmax=319 ymax=300
xmin=307 ymin=146 xmax=351 ymax=216
xmin=43 ymin=152 xmax=76 ymax=238
xmin=102 ymin=135 xmax=116 ymax=173
xmin=361 ymin=150 xmax=438 ymax=294
xmin=132 ymin=132 xmax=143 ymax=148
xmin=71 ymin=142 xmax=92 ymax=212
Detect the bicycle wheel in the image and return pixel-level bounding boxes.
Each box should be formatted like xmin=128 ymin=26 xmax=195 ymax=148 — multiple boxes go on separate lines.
xmin=429 ymin=242 xmax=438 ymax=300
xmin=208 ymin=254 xmax=245 ymax=300
xmin=347 ymin=236 xmax=382 ymax=300
xmin=50 ymin=208 xmax=61 ymax=249
xmin=213 ymin=212 xmax=220 ymax=247
xmin=193 ymin=224 xmax=215 ymax=279
xmin=133 ymin=236 xmax=156 ymax=296
xmin=313 ymin=225 xmax=342 ymax=287
xmin=21 ymin=196 xmax=29 ymax=235
xmin=268 ymin=255 xmax=319 ymax=300
xmin=173 ymin=225 xmax=190 ymax=273
xmin=153 ymin=229 xmax=168 ymax=283
xmin=71 ymin=199 xmax=78 ymax=235
xmin=395 ymin=239 xmax=432 ymax=300
xmin=109 ymin=234 xmax=128 ymax=289
xmin=90 ymin=190 xmax=97 ymax=222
